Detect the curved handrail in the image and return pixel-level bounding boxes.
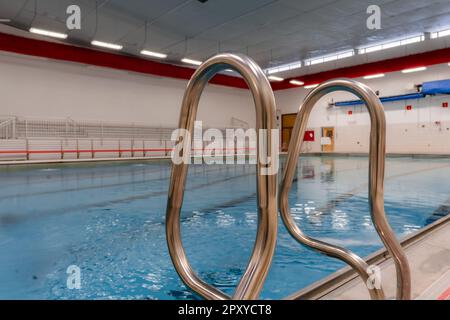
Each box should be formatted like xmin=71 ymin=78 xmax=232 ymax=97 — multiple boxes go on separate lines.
xmin=165 ymin=53 xmax=278 ymax=300
xmin=279 ymin=78 xmax=411 ymax=300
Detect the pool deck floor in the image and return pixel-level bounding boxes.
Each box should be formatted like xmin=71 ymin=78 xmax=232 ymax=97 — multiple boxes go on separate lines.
xmin=290 ymin=215 xmax=450 ymax=300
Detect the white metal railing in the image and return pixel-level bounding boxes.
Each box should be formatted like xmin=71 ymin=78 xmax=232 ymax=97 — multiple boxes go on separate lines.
xmin=11 ymin=117 xmax=175 ymax=141
xmin=0 ymin=115 xmax=249 ymax=141
xmin=0 ymin=137 xmax=254 ymax=162
xmin=0 ymin=116 xmax=255 ymax=162
xmin=0 ymin=117 xmax=15 ymax=139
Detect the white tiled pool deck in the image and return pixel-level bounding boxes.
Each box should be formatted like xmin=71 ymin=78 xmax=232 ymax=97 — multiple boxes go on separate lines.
xmin=290 ymin=215 xmax=450 ymax=300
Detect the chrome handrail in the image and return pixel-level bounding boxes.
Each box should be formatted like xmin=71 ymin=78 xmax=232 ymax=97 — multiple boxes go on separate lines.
xmin=279 ymin=78 xmax=411 ymax=300
xmin=165 ymin=53 xmax=278 ymax=300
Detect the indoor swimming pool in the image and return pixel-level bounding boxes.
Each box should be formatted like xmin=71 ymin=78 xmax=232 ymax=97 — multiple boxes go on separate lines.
xmin=0 ymin=156 xmax=448 ymax=300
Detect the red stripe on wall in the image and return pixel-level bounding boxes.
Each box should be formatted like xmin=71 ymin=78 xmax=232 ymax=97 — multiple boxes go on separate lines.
xmin=0 ymin=32 xmax=249 ymax=89
xmin=272 ymin=47 xmax=450 ymax=90
xmin=1 ymin=32 xmax=450 ymax=91
xmin=0 ymin=147 xmax=255 ymax=154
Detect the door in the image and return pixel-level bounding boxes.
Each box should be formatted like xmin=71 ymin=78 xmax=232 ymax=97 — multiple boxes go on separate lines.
xmin=321 ymin=127 xmax=335 ymax=152
xmin=281 ymin=113 xmax=297 ymax=152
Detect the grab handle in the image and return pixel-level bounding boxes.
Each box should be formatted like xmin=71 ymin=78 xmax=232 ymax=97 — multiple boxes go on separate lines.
xmin=279 ymin=78 xmax=411 ymax=300
xmin=166 ymin=53 xmax=278 ymax=300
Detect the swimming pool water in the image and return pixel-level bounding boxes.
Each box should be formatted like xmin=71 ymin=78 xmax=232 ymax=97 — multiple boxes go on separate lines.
xmin=0 ymin=156 xmax=449 ymax=299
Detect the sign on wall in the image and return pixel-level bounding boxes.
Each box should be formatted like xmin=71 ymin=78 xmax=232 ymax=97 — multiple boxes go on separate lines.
xmin=321 ymin=137 xmax=332 ymax=145
xmin=303 ymin=130 xmax=315 ymax=142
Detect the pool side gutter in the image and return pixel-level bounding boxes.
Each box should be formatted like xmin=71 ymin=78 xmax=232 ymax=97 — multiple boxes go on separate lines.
xmin=280 ymin=152 xmax=450 ymax=159
xmin=1 ymin=152 xmax=449 ymax=166
xmin=0 ymin=156 xmax=172 ymax=166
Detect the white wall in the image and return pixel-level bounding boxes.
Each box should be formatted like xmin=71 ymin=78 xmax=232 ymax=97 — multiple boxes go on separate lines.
xmin=1 ymin=50 xmax=450 ymax=155
xmin=275 ymin=63 xmax=450 ymax=154
xmin=0 ymin=51 xmax=255 ymax=128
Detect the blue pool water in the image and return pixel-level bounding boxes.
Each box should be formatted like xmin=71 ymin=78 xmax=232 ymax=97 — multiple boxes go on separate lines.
xmin=0 ymin=156 xmax=449 ymax=299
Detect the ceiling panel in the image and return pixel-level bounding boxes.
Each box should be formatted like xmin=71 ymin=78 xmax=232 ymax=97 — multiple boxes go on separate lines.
xmin=0 ymin=0 xmax=449 ymax=73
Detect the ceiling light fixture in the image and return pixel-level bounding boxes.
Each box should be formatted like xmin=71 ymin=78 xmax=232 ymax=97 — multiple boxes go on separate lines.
xmin=401 ymin=66 xmax=427 ymax=73
xmin=289 ymin=80 xmax=305 ymax=86
xmin=304 ymin=84 xmax=319 ymax=89
xmin=181 ymin=58 xmax=202 ymax=66
xmin=91 ymin=40 xmax=123 ymax=50
xmin=363 ymin=73 xmax=385 ymax=79
xmin=29 ymin=27 xmax=67 ymax=39
xmin=268 ymin=75 xmax=284 ymax=82
xmin=140 ymin=50 xmax=167 ymax=59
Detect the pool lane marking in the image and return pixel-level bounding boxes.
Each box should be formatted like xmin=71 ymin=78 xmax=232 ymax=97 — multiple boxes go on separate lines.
xmin=301 ymin=162 xmax=450 ymax=218
xmin=0 ymin=162 xmax=174 ymax=191
xmin=1 ymin=161 xmax=448 ymax=225
xmin=0 ymin=164 xmax=249 ymax=200
xmin=0 ymin=168 xmax=257 ymax=225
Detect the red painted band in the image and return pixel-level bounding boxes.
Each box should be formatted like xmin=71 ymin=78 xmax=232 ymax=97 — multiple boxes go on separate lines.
xmin=0 ymin=32 xmax=249 ymax=89
xmin=0 ymin=147 xmax=255 ymax=154
xmin=272 ymin=48 xmax=450 ymax=90
xmin=1 ymin=32 xmax=450 ymax=91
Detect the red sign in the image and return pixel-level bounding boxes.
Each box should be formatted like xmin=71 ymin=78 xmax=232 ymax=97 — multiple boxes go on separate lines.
xmin=303 ymin=130 xmax=315 ymax=142
xmin=347 ymin=110 xmax=353 ymax=115
xmin=443 ymin=102 xmax=448 ymax=108
xmin=406 ymin=105 xmax=412 ymax=110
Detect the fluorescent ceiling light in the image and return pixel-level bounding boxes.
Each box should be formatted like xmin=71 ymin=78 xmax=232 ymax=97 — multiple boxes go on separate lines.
xmin=181 ymin=58 xmax=202 ymax=66
xmin=304 ymin=84 xmax=319 ymax=89
xmin=30 ymin=27 xmax=67 ymax=39
xmin=91 ymin=40 xmax=122 ymax=50
xmin=363 ymin=73 xmax=385 ymax=79
xmin=289 ymin=80 xmax=304 ymax=86
xmin=401 ymin=66 xmax=427 ymax=73
xmin=140 ymin=50 xmax=167 ymax=59
xmin=268 ymin=75 xmax=284 ymax=82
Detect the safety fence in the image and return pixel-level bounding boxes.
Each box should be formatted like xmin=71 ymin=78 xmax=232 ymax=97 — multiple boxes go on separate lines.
xmin=0 ymin=116 xmax=255 ymax=162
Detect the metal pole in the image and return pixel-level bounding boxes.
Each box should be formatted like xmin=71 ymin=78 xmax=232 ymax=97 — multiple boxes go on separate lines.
xmin=25 ymin=138 xmax=29 ymax=160
xmin=165 ymin=53 xmax=278 ymax=300
xmin=143 ymin=140 xmax=146 ymax=157
xmin=12 ymin=118 xmax=16 ymax=139
xmin=279 ymin=78 xmax=411 ymax=300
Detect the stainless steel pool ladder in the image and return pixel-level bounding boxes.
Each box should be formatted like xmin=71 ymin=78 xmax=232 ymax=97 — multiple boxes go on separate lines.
xmin=165 ymin=53 xmax=411 ymax=300
xmin=165 ymin=53 xmax=278 ymax=300
xmin=279 ymin=79 xmax=411 ymax=300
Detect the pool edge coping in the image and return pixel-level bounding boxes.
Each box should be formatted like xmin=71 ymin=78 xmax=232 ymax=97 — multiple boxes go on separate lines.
xmin=1 ymin=152 xmax=449 ymax=166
